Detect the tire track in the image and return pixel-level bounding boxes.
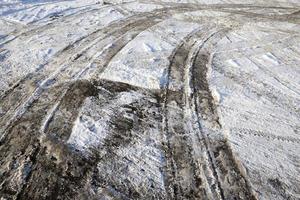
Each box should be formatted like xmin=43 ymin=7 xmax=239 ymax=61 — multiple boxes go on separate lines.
xmin=0 ymin=2 xmax=133 ymax=46
xmin=13 ymin=80 xmax=99 ymax=200
xmin=0 ymin=2 xmax=198 ymax=47
xmin=186 ymin=29 xmax=228 ymax=200
xmin=189 ymin=29 xmax=257 ymax=200
xmin=0 ymin=4 xmax=206 ymax=141
xmin=0 ymin=5 xmax=167 ymax=100
xmin=0 ymin=14 xmax=176 ymax=199
xmin=0 ymin=3 xmax=202 ymax=105
xmin=161 ymin=24 xmax=257 ymax=199
xmin=1 ymin=1 xmax=296 ymax=199
xmin=0 ymin=5 xmax=107 ymax=46
xmin=161 ymin=27 xmax=215 ymax=199
xmin=0 ymin=8 xmax=174 ymax=140
xmin=161 ymin=26 xmax=234 ymax=200
xmin=232 ymin=128 xmax=300 ymax=144
xmin=40 ymin=19 xmax=165 ymax=141
xmin=1 ymin=79 xmax=161 ymax=199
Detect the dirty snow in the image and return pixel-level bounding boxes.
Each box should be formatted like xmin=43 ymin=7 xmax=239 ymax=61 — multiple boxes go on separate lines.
xmin=0 ymin=0 xmax=299 ymax=199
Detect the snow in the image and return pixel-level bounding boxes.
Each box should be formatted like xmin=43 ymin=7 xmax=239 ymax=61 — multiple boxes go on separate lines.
xmin=67 ymin=97 xmax=111 ymax=154
xmin=0 ymin=0 xmax=299 ymax=199
xmin=210 ymin=21 xmax=300 ymax=199
xmin=67 ymin=91 xmax=145 ymax=154
xmin=0 ymin=0 xmax=102 ymax=23
xmin=0 ymin=5 xmax=125 ymax=94
xmin=123 ymin=2 xmax=163 ymax=13
xmin=100 ymin=19 xmax=200 ymax=90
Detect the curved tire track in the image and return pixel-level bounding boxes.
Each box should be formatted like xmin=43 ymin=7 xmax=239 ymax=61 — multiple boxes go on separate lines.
xmin=189 ymin=29 xmax=257 ymax=200
xmin=1 ymin=1 xmax=296 ymax=199
xmin=0 ymin=13 xmax=170 ymax=200
xmin=0 ymin=7 xmax=178 ymax=140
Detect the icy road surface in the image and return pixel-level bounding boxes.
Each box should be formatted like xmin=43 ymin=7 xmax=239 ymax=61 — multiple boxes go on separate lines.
xmin=0 ymin=0 xmax=299 ymax=199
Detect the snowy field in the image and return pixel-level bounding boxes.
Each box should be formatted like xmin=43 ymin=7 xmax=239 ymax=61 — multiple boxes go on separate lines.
xmin=0 ymin=0 xmax=299 ymax=199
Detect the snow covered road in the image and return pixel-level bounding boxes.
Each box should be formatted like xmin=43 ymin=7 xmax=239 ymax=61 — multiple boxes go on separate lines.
xmin=0 ymin=0 xmax=299 ymax=199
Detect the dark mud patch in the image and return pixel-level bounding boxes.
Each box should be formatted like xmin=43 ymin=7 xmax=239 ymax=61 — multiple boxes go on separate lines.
xmin=192 ymin=52 xmax=221 ymax=126
xmin=45 ymin=80 xmax=98 ymax=141
xmin=160 ymin=31 xmax=213 ymax=200
xmin=209 ymin=138 xmax=257 ymax=200
xmin=0 ymin=80 xmax=99 ymax=200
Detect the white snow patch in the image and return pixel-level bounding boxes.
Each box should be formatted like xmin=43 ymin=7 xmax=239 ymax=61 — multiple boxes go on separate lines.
xmin=123 ymin=2 xmax=163 ymax=13
xmin=0 ymin=6 xmax=125 ymax=94
xmin=100 ymin=19 xmax=200 ymax=90
xmin=68 ymin=114 xmax=109 ymax=153
xmin=210 ymin=21 xmax=300 ymax=200
xmin=67 ymin=91 xmax=145 ymax=155
xmin=0 ymin=0 xmax=102 ymax=24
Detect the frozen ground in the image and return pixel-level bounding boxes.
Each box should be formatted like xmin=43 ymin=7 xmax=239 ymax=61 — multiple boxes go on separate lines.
xmin=0 ymin=0 xmax=299 ymax=199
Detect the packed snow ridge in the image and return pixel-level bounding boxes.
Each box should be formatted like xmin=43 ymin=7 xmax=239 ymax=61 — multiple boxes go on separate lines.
xmin=0 ymin=0 xmax=299 ymax=199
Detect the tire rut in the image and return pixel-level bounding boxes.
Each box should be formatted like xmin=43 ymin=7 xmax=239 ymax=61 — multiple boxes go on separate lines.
xmin=0 ymin=2 xmax=134 ymax=46
xmin=0 ymin=4 xmax=206 ymax=138
xmin=0 ymin=79 xmax=162 ymax=199
xmin=161 ymin=28 xmax=209 ymax=200
xmin=0 ymin=2 xmax=201 ymax=47
xmin=1 ymin=1 xmax=293 ymax=199
xmin=0 ymin=9 xmax=184 ymax=198
xmin=161 ymin=26 xmax=228 ymax=200
xmin=161 ymin=23 xmax=258 ymax=200
xmin=0 ymin=18 xmax=167 ymax=200
xmin=190 ymin=29 xmax=257 ymax=200
xmin=0 ymin=9 xmax=172 ymax=141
